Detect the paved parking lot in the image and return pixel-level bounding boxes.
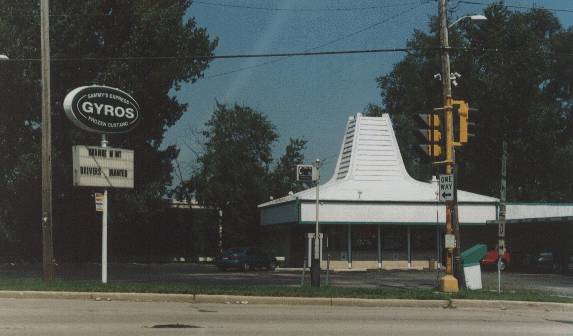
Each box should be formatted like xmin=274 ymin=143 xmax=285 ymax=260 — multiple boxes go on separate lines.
xmin=1 ymin=262 xmax=572 ymax=297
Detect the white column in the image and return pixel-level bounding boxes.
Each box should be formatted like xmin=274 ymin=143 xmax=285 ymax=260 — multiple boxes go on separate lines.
xmin=377 ymin=225 xmax=382 ymax=270
xmin=347 ymin=224 xmax=352 ymax=269
xmin=407 ymin=226 xmax=411 ymax=269
xmin=306 ymin=233 xmax=313 ymax=267
xmin=436 ymin=226 xmax=442 ymax=269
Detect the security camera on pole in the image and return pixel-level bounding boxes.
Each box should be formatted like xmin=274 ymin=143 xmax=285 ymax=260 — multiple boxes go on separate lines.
xmin=296 ymin=160 xmax=321 ymax=287
xmin=63 ymin=85 xmax=140 ymax=284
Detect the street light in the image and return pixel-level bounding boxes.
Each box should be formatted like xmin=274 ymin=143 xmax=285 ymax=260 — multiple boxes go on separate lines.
xmin=448 ymin=14 xmax=487 ymax=29
xmin=438 ymin=4 xmax=488 ymax=293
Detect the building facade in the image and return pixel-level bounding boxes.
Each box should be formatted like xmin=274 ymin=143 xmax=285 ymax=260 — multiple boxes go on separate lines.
xmin=259 ymin=114 xmax=573 ymax=270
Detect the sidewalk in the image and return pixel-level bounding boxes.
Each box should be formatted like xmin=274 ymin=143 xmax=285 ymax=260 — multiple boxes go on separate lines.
xmin=1 ymin=290 xmax=572 ymax=312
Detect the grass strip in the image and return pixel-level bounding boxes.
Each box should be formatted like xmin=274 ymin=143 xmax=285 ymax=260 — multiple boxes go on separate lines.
xmin=0 ymin=278 xmax=571 ymax=303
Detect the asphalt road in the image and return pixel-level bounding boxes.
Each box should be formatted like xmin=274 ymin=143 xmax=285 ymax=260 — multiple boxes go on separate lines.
xmin=0 ymin=298 xmax=571 ymax=336
xmin=1 ymin=262 xmax=572 ymax=296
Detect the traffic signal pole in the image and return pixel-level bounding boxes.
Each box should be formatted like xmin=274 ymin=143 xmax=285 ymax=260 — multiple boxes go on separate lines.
xmin=438 ymin=0 xmax=459 ymax=292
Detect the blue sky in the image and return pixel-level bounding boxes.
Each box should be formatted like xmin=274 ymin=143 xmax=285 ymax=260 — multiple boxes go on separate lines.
xmin=164 ymin=0 xmax=573 ymax=183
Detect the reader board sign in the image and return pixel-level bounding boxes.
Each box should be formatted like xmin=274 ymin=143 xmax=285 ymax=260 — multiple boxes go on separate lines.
xmin=73 ymin=146 xmax=134 ymax=188
xmin=439 ymin=174 xmax=454 ymax=202
xmin=296 ymin=164 xmax=317 ymax=182
xmin=63 ymin=85 xmax=140 ymax=134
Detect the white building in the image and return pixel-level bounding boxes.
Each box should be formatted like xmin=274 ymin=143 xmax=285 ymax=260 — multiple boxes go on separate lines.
xmin=259 ymin=113 xmax=573 ymax=269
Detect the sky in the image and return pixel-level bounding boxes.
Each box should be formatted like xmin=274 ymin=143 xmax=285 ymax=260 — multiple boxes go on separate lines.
xmin=163 ymin=0 xmax=573 ymax=183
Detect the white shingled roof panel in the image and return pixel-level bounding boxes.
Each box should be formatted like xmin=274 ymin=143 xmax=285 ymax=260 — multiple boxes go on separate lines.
xmin=259 ymin=113 xmax=498 ymax=208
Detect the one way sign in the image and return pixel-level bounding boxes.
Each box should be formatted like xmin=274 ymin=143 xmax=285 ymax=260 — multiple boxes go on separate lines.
xmin=439 ymin=174 xmax=454 ymax=202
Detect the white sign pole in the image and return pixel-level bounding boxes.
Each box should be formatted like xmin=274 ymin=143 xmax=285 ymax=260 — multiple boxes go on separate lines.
xmin=101 ymin=134 xmax=108 ymax=284
xmin=102 ymin=188 xmax=108 ymax=284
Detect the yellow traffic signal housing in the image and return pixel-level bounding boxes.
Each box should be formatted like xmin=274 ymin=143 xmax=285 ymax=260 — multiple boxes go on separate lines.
xmin=453 ymin=100 xmax=474 ymax=145
xmin=415 ymin=113 xmax=443 ymax=159
xmin=418 ymin=113 xmax=440 ymax=128
xmin=418 ymin=129 xmax=442 ymax=143
xmin=418 ymin=144 xmax=443 ymax=158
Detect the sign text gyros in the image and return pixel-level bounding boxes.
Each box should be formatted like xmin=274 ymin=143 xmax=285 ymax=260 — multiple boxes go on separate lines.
xmin=63 ymin=85 xmax=140 ymax=134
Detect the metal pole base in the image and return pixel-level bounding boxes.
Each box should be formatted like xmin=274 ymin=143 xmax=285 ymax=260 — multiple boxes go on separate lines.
xmin=439 ymin=275 xmax=459 ymax=293
xmin=310 ymin=258 xmax=320 ymax=287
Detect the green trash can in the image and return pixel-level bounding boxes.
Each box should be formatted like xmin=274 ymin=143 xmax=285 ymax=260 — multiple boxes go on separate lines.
xmin=461 ymin=244 xmax=487 ymax=290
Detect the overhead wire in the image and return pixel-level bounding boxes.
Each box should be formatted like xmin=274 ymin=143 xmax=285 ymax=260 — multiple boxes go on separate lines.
xmin=458 ymin=0 xmax=573 ymax=14
xmin=192 ymin=0 xmax=425 ymax=12
xmin=6 ymin=46 xmax=573 ymax=62
xmin=203 ymin=1 xmax=431 ymax=79
xmin=0 ymin=47 xmax=423 ymax=63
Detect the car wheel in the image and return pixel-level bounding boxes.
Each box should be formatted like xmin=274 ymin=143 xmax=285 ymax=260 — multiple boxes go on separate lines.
xmin=267 ymin=261 xmax=277 ymax=271
xmin=241 ymin=263 xmax=251 ymax=272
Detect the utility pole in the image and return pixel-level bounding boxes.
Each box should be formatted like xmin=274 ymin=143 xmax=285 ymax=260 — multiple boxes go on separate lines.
xmin=498 ymin=141 xmax=508 ymax=294
xmin=40 ymin=0 xmax=55 ymax=282
xmin=310 ymin=158 xmax=321 ymax=287
xmin=438 ymin=0 xmax=459 ymax=292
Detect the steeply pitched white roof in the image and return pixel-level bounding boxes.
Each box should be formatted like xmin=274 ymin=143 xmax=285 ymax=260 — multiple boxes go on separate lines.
xmin=260 ymin=113 xmax=497 ymax=208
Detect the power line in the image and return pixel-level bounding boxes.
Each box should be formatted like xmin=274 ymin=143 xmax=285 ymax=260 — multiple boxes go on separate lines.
xmin=204 ymin=2 xmax=430 ymax=79
xmin=0 ymin=47 xmax=424 ymax=63
xmin=458 ymin=1 xmax=573 ymax=13
xmin=6 ymin=46 xmax=573 ymax=63
xmin=193 ymin=0 xmax=426 ymax=12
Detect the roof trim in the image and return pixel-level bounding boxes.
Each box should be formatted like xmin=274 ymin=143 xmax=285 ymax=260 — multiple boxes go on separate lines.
xmin=300 ymin=221 xmax=486 ymax=226
xmin=487 ymin=216 xmax=573 ymax=224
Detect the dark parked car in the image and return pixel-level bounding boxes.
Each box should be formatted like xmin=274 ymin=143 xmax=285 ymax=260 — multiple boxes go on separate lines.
xmin=213 ymin=247 xmax=277 ymax=272
xmin=521 ymin=251 xmax=563 ymax=273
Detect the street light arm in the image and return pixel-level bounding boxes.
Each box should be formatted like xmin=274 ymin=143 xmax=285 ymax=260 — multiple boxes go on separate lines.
xmin=448 ymin=15 xmax=487 ymax=29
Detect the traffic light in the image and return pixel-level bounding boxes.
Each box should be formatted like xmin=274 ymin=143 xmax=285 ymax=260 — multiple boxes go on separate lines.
xmin=453 ymin=100 xmax=475 ymax=145
xmin=415 ymin=113 xmax=443 ymax=158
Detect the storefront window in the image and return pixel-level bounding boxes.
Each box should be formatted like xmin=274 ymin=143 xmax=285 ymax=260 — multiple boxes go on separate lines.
xmin=352 ymin=226 xmax=377 ymax=251
xmin=382 ymin=226 xmax=406 ymax=251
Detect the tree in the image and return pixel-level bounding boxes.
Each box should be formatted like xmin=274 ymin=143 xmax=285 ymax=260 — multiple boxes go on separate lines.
xmin=193 ymin=103 xmax=278 ymax=247
xmin=369 ymin=4 xmax=573 ymax=201
xmin=0 ymin=0 xmax=217 ymax=260
xmin=268 ymin=138 xmax=308 ymax=198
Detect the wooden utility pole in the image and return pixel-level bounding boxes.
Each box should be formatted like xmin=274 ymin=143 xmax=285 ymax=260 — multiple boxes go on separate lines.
xmin=41 ymin=0 xmax=55 ymax=282
xmin=498 ymin=141 xmax=508 ymax=294
xmin=438 ymin=0 xmax=459 ymax=292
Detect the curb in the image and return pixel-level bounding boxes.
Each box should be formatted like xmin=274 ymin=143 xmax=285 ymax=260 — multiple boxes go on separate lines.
xmin=0 ymin=290 xmax=572 ymax=311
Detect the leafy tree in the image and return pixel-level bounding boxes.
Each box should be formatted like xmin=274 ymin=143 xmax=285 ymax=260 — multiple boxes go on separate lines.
xmin=268 ymin=138 xmax=308 ymax=198
xmin=369 ymin=3 xmax=573 ymax=201
xmin=0 ymin=0 xmax=217 ymax=260
xmin=192 ymin=103 xmax=278 ymax=247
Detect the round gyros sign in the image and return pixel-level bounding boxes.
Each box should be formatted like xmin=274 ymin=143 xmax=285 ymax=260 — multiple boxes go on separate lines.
xmin=63 ymin=85 xmax=140 ymax=134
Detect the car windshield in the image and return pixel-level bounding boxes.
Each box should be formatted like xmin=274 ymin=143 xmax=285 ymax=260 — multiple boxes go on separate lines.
xmin=222 ymin=248 xmax=245 ymax=256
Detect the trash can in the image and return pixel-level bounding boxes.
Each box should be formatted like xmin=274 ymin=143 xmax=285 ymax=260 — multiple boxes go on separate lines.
xmin=461 ymin=244 xmax=487 ymax=290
